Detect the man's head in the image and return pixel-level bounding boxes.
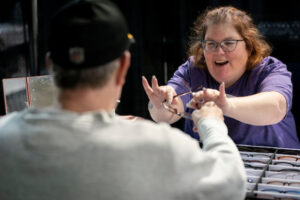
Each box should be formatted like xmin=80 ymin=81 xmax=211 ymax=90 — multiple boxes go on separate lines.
xmin=48 ymin=0 xmax=132 ymax=89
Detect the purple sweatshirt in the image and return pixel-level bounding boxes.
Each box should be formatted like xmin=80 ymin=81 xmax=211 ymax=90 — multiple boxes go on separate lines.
xmin=168 ymin=56 xmax=300 ymax=148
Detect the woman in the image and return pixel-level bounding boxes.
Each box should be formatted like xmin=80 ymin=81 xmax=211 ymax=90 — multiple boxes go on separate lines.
xmin=142 ymin=6 xmax=300 ymax=148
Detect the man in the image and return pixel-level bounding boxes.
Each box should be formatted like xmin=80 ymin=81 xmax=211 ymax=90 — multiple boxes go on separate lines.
xmin=0 ymin=0 xmax=246 ymax=199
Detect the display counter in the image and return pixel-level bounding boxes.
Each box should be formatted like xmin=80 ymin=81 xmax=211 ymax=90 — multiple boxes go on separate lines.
xmin=238 ymin=145 xmax=300 ymax=200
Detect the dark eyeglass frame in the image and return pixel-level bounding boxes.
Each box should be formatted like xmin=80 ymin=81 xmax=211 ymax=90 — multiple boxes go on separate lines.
xmin=161 ymin=85 xmax=203 ymax=120
xmin=201 ymin=39 xmax=244 ymax=52
xmin=268 ymin=172 xmax=300 ymax=180
xmin=274 ymin=161 xmax=300 ymax=167
xmin=277 ymin=168 xmax=300 ymax=173
xmin=262 ymin=188 xmax=300 ymax=195
xmin=244 ymin=163 xmax=265 ymax=170
xmin=240 ymin=152 xmax=271 ymax=159
xmin=243 ymin=159 xmax=268 ymax=164
xmin=238 ymin=146 xmax=275 ymax=153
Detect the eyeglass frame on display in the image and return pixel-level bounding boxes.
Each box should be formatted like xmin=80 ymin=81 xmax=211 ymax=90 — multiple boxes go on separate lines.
xmin=274 ymin=161 xmax=300 ymax=168
xmin=243 ymin=159 xmax=269 ymax=164
xmin=268 ymin=172 xmax=300 ymax=180
xmin=240 ymin=152 xmax=272 ymax=159
xmin=244 ymin=163 xmax=265 ymax=170
xmin=266 ymin=180 xmax=300 ymax=187
xmin=277 ymin=155 xmax=300 ymax=162
xmin=261 ymin=188 xmax=300 ymax=195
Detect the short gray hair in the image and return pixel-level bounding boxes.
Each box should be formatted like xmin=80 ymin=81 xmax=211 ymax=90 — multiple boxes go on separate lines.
xmin=52 ymin=58 xmax=119 ymax=89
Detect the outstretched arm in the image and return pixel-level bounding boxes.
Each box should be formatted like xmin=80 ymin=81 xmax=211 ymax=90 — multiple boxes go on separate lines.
xmin=168 ymin=102 xmax=246 ymax=200
xmin=189 ymin=82 xmax=287 ymax=125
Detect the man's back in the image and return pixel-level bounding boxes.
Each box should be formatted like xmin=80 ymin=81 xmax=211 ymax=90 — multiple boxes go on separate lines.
xmin=0 ymin=108 xmax=245 ymax=200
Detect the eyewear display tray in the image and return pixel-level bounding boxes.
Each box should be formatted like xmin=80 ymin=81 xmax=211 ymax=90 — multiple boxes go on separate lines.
xmin=239 ymin=144 xmax=300 ymax=200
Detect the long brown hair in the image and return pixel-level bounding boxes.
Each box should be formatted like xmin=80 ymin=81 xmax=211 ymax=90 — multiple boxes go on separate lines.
xmin=188 ymin=6 xmax=272 ymax=70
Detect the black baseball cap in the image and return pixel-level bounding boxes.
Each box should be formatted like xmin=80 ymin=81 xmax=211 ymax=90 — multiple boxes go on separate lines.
xmin=48 ymin=0 xmax=133 ymax=69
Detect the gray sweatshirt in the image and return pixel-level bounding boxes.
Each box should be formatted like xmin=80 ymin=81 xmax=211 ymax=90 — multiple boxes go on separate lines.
xmin=0 ymin=108 xmax=246 ymax=200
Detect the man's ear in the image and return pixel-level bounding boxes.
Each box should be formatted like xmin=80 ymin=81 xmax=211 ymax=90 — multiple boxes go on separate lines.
xmin=45 ymin=52 xmax=53 ymax=73
xmin=116 ymin=51 xmax=131 ymax=86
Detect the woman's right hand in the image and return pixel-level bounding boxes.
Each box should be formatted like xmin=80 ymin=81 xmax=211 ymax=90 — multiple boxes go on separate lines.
xmin=142 ymin=76 xmax=177 ymax=109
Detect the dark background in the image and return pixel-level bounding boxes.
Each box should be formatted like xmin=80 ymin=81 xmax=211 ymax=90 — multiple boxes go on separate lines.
xmin=0 ymin=0 xmax=300 ymax=132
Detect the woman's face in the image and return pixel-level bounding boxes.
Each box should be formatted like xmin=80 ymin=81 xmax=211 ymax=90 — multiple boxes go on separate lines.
xmin=203 ymin=23 xmax=248 ymax=87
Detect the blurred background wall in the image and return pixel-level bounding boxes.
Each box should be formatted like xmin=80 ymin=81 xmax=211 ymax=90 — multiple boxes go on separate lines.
xmin=0 ymin=0 xmax=299 ymax=132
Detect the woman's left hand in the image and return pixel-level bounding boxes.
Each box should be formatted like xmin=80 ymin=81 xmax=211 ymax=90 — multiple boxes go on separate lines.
xmin=187 ymin=82 xmax=230 ymax=112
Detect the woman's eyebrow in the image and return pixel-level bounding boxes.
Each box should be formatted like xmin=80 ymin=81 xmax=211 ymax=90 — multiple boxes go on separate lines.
xmin=204 ymin=37 xmax=237 ymax=41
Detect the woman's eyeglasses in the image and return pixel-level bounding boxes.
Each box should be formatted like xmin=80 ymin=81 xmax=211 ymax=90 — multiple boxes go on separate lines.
xmin=202 ymin=39 xmax=244 ymax=52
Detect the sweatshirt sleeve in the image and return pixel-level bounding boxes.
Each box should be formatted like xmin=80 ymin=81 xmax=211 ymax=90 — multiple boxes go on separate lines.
xmin=168 ymin=117 xmax=246 ymax=200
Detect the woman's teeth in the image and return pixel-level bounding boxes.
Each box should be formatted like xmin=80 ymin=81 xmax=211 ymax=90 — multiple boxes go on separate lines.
xmin=215 ymin=61 xmax=228 ymax=65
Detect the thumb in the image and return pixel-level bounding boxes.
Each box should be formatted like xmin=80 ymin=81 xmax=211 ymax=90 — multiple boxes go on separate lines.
xmin=219 ymin=82 xmax=226 ymax=99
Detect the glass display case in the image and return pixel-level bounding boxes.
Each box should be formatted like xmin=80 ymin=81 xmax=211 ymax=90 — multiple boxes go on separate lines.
xmin=239 ymin=145 xmax=300 ymax=200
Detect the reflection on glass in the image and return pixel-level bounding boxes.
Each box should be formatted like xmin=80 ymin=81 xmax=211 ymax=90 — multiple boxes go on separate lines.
xmin=2 ymin=75 xmax=57 ymax=114
xmin=28 ymin=75 xmax=57 ymax=109
xmin=2 ymin=77 xmax=27 ymax=113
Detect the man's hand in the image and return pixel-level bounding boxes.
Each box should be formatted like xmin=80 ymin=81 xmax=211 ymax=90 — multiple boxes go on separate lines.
xmin=192 ymin=101 xmax=224 ymax=132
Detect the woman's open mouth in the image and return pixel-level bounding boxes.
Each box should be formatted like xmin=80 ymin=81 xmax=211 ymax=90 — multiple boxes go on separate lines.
xmin=215 ymin=60 xmax=229 ymax=66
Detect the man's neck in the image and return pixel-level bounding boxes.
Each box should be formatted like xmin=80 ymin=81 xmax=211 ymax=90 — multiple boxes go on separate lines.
xmin=58 ymin=87 xmax=117 ymax=113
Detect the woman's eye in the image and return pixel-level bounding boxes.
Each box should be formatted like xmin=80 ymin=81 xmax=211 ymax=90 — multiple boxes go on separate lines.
xmin=207 ymin=42 xmax=216 ymax=47
xmin=223 ymin=41 xmax=235 ymax=46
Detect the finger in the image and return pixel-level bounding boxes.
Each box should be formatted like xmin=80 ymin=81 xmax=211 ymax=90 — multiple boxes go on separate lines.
xmin=187 ymin=99 xmax=197 ymax=109
xmin=187 ymin=99 xmax=203 ymax=109
xmin=204 ymin=101 xmax=215 ymax=107
xmin=219 ymin=82 xmax=226 ymax=99
xmin=203 ymin=88 xmax=219 ymax=101
xmin=192 ymin=91 xmax=205 ymax=103
xmin=142 ymin=76 xmax=153 ymax=97
xmin=203 ymin=88 xmax=209 ymax=100
xmin=151 ymin=75 xmax=160 ymax=93
xmin=195 ymin=102 xmax=204 ymax=109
